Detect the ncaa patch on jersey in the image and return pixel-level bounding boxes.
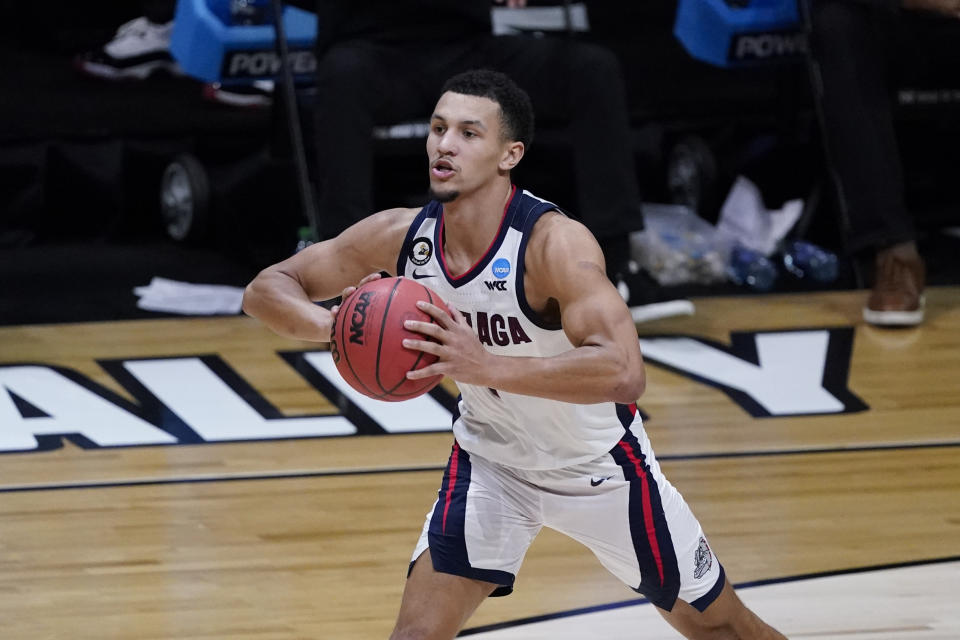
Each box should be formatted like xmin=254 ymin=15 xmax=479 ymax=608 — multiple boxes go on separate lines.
xmin=411 ymin=237 xmax=433 ymax=266
xmin=492 ymin=258 xmax=511 ymax=279
xmin=694 ymin=537 xmax=713 ymax=579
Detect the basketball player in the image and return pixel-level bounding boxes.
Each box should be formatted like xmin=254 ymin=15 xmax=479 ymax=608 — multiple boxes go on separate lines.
xmin=242 ymin=69 xmax=786 ymax=639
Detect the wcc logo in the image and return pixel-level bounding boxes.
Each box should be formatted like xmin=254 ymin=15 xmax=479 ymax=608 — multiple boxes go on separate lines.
xmin=485 ymin=258 xmax=511 ymax=291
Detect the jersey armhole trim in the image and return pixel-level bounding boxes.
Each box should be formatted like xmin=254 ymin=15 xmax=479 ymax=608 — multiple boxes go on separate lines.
xmin=396 ymin=204 xmax=435 ymax=276
xmin=516 ymin=202 xmax=564 ymax=331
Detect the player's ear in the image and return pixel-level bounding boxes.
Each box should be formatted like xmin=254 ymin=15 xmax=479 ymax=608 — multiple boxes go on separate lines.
xmin=499 ymin=140 xmax=524 ymax=171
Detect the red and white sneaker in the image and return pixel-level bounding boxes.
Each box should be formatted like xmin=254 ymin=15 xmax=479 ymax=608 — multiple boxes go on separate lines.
xmin=74 ymin=17 xmax=182 ymax=81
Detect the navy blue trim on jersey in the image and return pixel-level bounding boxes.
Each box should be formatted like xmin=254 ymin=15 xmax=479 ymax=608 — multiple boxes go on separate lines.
xmin=396 ymin=205 xmax=434 ymax=276
xmin=450 ymin=394 xmax=462 ymax=426
xmin=514 ymin=193 xmax=564 ymax=330
xmin=690 ymin=564 xmax=726 ymax=612
xmin=609 ymin=430 xmax=681 ymax=611
xmin=427 ymin=440 xmax=515 ymax=596
xmin=616 ymin=403 xmax=638 ymax=429
xmin=434 ymin=186 xmax=517 ymax=289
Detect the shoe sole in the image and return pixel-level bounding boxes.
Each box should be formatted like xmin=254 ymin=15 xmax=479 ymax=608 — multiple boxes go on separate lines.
xmin=201 ymin=85 xmax=273 ymax=108
xmin=76 ymin=59 xmax=182 ymax=81
xmin=862 ymin=296 xmax=925 ymax=326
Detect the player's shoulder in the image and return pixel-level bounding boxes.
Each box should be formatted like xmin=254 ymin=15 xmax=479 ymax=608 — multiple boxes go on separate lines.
xmin=369 ymin=206 xmax=422 ymax=228
xmin=527 ymin=210 xmax=600 ymax=257
xmin=341 ymin=207 xmax=420 ymax=241
xmin=329 ymin=207 xmax=423 ymax=269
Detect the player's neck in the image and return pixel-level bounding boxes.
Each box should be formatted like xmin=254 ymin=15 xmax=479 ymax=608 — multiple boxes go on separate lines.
xmin=441 ymin=178 xmax=514 ymax=274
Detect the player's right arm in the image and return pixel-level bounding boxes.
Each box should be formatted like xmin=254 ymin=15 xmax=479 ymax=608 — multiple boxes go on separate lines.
xmin=242 ymin=208 xmax=417 ymax=342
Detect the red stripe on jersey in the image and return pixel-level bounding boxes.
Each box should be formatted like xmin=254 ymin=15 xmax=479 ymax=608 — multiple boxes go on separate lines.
xmin=619 ymin=441 xmax=665 ymax=586
xmin=442 ymin=442 xmax=461 ymax=534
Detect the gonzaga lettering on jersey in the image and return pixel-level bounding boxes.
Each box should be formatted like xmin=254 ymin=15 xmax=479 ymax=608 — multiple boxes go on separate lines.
xmin=397 ymin=186 xmax=638 ymax=470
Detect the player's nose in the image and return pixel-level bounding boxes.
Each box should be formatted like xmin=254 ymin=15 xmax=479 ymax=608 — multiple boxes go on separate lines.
xmin=436 ymin=131 xmax=457 ymax=155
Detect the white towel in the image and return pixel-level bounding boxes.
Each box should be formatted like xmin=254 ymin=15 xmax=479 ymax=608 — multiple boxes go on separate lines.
xmin=134 ymin=277 xmax=244 ymax=315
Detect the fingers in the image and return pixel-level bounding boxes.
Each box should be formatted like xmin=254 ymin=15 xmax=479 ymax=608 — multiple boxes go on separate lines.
xmin=402 ymin=337 xmax=442 ymax=356
xmin=446 ymin=304 xmax=465 ymax=323
xmin=404 ymin=319 xmax=441 ymax=338
xmin=415 ymin=300 xmax=453 ymax=326
xmin=359 ymin=272 xmax=382 ymax=285
xmin=340 ymin=272 xmax=382 ymax=301
xmin=406 ymin=363 xmax=441 ymax=380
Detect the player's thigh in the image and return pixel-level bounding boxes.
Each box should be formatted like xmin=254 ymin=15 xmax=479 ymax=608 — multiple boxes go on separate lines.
xmin=391 ymin=549 xmax=498 ymax=640
xmin=542 ymin=430 xmax=722 ymax=611
xmin=414 ymin=444 xmax=542 ymax=585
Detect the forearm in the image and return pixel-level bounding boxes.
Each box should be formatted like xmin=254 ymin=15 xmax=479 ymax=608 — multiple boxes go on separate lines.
xmin=242 ymin=269 xmax=333 ymax=342
xmin=473 ymin=345 xmax=645 ymax=405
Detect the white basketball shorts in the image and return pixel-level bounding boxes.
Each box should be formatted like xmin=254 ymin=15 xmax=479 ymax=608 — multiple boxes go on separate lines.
xmin=410 ymin=424 xmax=724 ymax=612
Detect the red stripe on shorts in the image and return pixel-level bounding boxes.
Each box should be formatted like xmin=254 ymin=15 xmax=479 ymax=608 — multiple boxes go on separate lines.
xmin=619 ymin=440 xmax=665 ymax=586
xmin=441 ymin=442 xmax=460 ymax=534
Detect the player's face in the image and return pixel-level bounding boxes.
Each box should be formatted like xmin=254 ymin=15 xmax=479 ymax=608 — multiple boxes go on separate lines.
xmin=426 ymin=91 xmax=514 ymax=203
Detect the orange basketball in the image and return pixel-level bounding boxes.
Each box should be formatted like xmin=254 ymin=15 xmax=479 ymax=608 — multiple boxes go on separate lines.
xmin=330 ymin=277 xmax=447 ymax=401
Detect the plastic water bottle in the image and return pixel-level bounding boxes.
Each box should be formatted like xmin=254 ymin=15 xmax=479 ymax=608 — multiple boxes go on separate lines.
xmin=781 ymin=240 xmax=839 ymax=283
xmin=295 ymin=226 xmax=316 ymax=253
xmin=727 ymin=246 xmax=778 ymax=291
xmin=230 ymin=0 xmax=273 ymax=25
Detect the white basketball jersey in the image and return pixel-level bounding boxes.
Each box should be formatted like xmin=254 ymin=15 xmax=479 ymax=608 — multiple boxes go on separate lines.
xmin=396 ymin=186 xmax=639 ymax=470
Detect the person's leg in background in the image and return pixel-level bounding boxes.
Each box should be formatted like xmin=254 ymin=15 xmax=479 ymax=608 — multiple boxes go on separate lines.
xmin=805 ymin=0 xmax=925 ymax=325
xmin=474 ymin=36 xmax=645 ymax=301
xmin=311 ymin=40 xmax=442 ymax=240
xmin=74 ymin=0 xmax=178 ymax=81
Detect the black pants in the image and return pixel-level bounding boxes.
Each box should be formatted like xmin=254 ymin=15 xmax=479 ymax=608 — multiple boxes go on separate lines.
xmin=805 ymin=0 xmax=960 ymax=254
xmin=311 ymin=35 xmax=642 ymax=246
xmin=143 ymin=0 xmax=175 ymax=24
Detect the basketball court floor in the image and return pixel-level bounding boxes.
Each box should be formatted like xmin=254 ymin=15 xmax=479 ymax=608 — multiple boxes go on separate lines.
xmin=1 ymin=288 xmax=958 ymax=638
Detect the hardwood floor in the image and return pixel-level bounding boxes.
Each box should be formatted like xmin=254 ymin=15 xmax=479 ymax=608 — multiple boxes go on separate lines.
xmin=1 ymin=287 xmax=958 ymax=638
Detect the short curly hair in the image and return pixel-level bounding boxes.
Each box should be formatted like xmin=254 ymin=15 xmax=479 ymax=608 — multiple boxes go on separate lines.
xmin=440 ymin=69 xmax=534 ymax=149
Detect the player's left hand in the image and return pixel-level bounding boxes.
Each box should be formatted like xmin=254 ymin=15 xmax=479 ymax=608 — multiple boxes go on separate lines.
xmin=403 ymin=300 xmax=490 ymax=384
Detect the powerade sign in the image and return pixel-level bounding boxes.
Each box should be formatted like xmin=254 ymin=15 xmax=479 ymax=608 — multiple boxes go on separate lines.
xmin=221 ymin=49 xmax=316 ymax=79
xmin=728 ymin=30 xmax=806 ymax=63
xmin=674 ymin=0 xmax=804 ymax=68
xmin=492 ymin=259 xmax=511 ymax=279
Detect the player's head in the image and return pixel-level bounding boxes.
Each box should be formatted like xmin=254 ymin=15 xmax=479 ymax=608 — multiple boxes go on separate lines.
xmin=427 ymin=69 xmax=533 ymax=203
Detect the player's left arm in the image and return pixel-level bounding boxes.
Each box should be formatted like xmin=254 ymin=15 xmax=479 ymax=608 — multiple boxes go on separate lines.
xmin=405 ymin=214 xmax=645 ymax=404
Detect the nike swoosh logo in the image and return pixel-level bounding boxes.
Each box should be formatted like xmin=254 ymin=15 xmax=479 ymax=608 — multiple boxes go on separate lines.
xmin=412 ymin=270 xmax=436 ymax=279
xmin=590 ymin=476 xmax=612 ymax=487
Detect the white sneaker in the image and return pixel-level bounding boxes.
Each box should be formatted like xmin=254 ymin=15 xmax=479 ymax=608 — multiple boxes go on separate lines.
xmin=202 ymin=80 xmax=275 ymax=108
xmin=74 ymin=17 xmax=181 ymax=80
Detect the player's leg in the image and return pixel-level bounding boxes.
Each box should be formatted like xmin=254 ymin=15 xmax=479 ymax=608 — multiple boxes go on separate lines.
xmin=654 ymin=575 xmax=786 ymax=639
xmin=542 ymin=423 xmax=785 ymax=638
xmin=393 ymin=442 xmax=542 ymax=638
xmin=390 ymin=549 xmax=497 ymax=640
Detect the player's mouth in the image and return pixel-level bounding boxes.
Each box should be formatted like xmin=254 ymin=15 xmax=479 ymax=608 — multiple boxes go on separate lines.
xmin=431 ymin=158 xmax=457 ymax=180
